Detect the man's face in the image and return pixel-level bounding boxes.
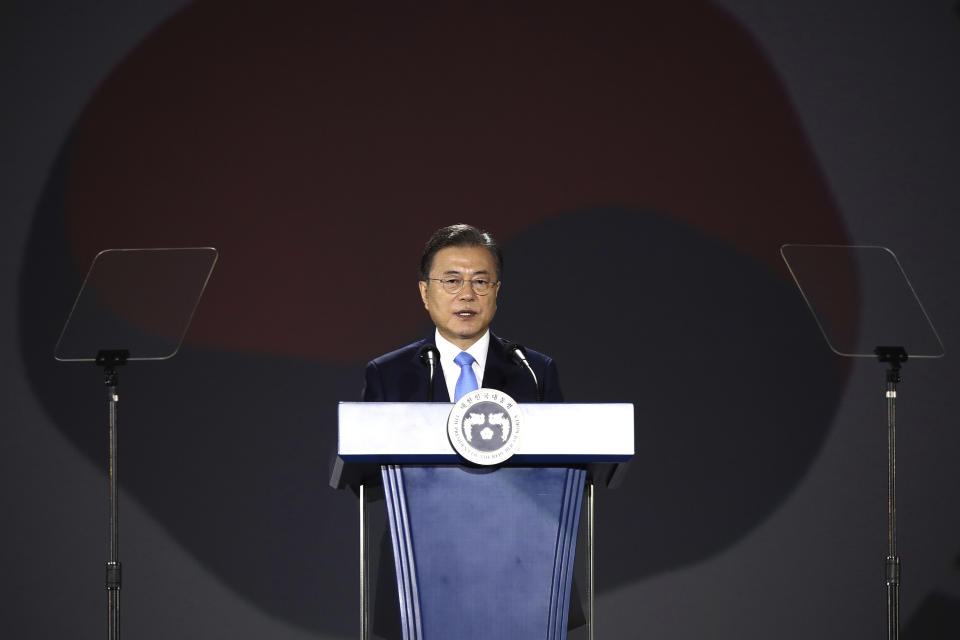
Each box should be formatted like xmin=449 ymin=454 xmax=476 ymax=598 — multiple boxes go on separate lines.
xmin=419 ymin=245 xmax=501 ymax=350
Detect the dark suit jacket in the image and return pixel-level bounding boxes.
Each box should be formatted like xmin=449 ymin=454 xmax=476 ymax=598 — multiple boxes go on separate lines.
xmin=362 ymin=332 xmax=563 ymax=403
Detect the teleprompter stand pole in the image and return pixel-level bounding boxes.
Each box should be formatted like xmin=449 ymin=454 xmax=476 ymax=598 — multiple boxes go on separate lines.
xmin=97 ymin=349 xmax=129 ymax=640
xmin=875 ymin=346 xmax=907 ymax=640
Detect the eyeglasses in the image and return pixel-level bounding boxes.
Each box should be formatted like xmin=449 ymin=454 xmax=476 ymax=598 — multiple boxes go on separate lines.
xmin=427 ymin=277 xmax=498 ymax=295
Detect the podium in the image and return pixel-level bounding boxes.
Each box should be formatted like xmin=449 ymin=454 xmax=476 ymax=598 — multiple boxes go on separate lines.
xmin=331 ymin=402 xmax=634 ymax=640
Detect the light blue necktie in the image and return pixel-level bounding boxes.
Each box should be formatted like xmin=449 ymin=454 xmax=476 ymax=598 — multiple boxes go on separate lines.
xmin=453 ymin=351 xmax=479 ymax=401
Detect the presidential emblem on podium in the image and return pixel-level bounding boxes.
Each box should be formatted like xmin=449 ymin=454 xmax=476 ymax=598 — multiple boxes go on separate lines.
xmin=447 ymin=389 xmax=523 ymax=466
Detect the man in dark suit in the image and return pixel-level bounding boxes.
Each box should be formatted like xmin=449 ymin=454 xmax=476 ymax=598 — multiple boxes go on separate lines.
xmin=362 ymin=223 xmax=562 ymax=403
xmin=359 ymin=225 xmax=582 ymax=638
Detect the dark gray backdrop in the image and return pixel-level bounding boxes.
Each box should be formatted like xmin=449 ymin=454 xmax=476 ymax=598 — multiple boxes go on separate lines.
xmin=2 ymin=2 xmax=959 ymax=638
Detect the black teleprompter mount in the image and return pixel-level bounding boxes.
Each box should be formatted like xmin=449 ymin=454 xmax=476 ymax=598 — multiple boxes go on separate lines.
xmin=781 ymin=244 xmax=945 ymax=640
xmin=875 ymin=346 xmax=907 ymax=640
xmin=54 ymin=247 xmax=218 ymax=640
xmin=97 ymin=349 xmax=129 ymax=640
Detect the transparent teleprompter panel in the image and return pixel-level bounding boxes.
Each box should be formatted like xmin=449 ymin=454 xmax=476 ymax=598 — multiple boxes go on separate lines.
xmin=55 ymin=247 xmax=218 ymax=362
xmin=780 ymin=244 xmax=943 ymax=358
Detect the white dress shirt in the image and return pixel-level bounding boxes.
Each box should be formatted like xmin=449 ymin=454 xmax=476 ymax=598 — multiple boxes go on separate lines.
xmin=434 ymin=328 xmax=489 ymax=402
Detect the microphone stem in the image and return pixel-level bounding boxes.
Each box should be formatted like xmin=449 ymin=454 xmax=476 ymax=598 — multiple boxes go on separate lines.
xmin=427 ymin=360 xmax=435 ymax=402
xmin=521 ymin=359 xmax=541 ymax=402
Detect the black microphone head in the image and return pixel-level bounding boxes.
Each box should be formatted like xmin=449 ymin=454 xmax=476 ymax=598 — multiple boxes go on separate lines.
xmin=418 ymin=343 xmax=439 ymax=366
xmin=503 ymin=341 xmax=528 ymax=366
xmin=504 ymin=340 xmax=541 ymax=400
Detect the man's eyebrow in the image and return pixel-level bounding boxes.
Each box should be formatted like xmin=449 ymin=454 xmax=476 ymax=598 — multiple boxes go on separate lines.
xmin=441 ymin=269 xmax=490 ymax=275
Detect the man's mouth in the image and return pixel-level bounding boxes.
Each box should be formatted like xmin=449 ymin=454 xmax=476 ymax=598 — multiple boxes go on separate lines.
xmin=454 ymin=310 xmax=477 ymax=318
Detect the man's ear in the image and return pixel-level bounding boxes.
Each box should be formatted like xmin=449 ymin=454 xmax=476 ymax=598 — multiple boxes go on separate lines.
xmin=419 ymin=280 xmax=429 ymax=308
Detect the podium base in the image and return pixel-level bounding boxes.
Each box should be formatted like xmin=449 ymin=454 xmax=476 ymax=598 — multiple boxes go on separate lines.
xmin=380 ymin=465 xmax=585 ymax=640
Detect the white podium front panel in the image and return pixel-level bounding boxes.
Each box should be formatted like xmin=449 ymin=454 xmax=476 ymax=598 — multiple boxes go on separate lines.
xmin=337 ymin=402 xmax=634 ymax=462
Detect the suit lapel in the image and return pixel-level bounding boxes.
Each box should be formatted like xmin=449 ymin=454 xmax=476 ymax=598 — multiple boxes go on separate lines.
xmin=434 ymin=365 xmax=449 ymax=402
xmin=409 ymin=337 xmax=450 ymax=402
xmin=484 ymin=332 xmax=541 ymax=402
xmin=482 ymin=332 xmax=511 ymax=393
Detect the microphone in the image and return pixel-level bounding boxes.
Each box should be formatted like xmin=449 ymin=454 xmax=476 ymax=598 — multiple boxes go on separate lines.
xmin=505 ymin=342 xmax=542 ymax=402
xmin=418 ymin=343 xmax=440 ymax=402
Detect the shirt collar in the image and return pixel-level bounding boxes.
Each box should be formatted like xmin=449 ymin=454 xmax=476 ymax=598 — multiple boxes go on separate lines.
xmin=433 ymin=329 xmax=490 ymax=389
xmin=434 ymin=329 xmax=490 ymax=372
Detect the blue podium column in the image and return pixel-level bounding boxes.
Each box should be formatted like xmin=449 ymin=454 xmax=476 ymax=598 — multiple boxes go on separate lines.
xmin=382 ymin=465 xmax=585 ymax=640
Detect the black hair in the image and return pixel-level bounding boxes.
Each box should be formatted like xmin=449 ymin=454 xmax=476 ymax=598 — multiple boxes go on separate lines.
xmin=419 ymin=224 xmax=503 ymax=282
